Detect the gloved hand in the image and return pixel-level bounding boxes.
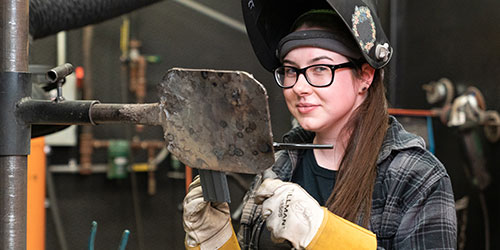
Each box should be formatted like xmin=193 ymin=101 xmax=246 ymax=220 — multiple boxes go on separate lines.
xmin=255 ymin=178 xmax=324 ymax=249
xmin=183 ymin=175 xmax=233 ymax=249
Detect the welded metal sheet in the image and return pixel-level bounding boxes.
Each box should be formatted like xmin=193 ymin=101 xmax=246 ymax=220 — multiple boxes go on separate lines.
xmin=159 ymin=68 xmax=274 ymax=174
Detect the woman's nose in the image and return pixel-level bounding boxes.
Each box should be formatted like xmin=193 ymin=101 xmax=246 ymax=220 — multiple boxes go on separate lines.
xmin=292 ymin=74 xmax=312 ymax=95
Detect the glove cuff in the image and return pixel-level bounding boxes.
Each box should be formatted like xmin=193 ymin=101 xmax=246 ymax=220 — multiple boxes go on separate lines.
xmin=306 ymin=208 xmax=377 ymax=250
xmin=199 ymin=220 xmax=234 ymax=250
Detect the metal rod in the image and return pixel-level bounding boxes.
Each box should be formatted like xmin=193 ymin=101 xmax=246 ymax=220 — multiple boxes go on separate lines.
xmin=81 ymin=26 xmax=94 ymax=174
xmin=0 ymin=156 xmax=27 ymax=250
xmin=88 ymin=221 xmax=97 ymax=250
xmin=389 ymin=0 xmax=399 ymax=106
xmin=388 ymin=108 xmax=440 ymax=117
xmin=17 ymin=100 xmax=165 ymax=126
xmin=0 ymin=0 xmax=29 ymax=72
xmin=0 ymin=0 xmax=30 ymax=249
xmin=91 ymin=103 xmax=162 ymax=126
xmin=17 ymin=99 xmax=99 ymax=125
xmin=118 ymin=230 xmax=130 ymax=250
xmin=273 ymin=142 xmax=333 ymax=150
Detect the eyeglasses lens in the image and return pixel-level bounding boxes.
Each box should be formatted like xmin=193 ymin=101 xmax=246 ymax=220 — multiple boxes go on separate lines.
xmin=275 ymin=65 xmax=333 ymax=88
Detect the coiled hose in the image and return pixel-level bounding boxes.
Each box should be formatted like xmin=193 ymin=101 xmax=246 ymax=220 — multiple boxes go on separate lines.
xmin=30 ymin=0 xmax=163 ymax=39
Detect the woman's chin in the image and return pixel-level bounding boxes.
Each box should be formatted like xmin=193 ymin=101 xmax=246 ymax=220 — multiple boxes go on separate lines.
xmin=297 ymin=121 xmax=320 ymax=132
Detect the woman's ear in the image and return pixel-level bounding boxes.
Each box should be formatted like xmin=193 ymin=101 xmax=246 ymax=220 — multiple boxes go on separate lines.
xmin=357 ymin=63 xmax=375 ymax=93
xmin=360 ymin=63 xmax=376 ymax=86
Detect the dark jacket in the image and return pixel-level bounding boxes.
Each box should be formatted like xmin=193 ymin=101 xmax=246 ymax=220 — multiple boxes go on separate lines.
xmin=237 ymin=116 xmax=457 ymax=249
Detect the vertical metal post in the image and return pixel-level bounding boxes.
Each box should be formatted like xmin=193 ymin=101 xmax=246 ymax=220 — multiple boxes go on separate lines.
xmin=0 ymin=0 xmax=29 ymax=72
xmin=0 ymin=0 xmax=30 ymax=249
xmin=389 ymin=0 xmax=399 ymax=106
xmin=0 ymin=157 xmax=28 ymax=250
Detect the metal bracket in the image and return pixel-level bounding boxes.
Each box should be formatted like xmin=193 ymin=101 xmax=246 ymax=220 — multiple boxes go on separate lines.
xmin=0 ymin=72 xmax=32 ymax=155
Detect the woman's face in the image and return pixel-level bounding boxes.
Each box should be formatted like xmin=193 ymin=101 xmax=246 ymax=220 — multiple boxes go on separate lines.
xmin=282 ymin=47 xmax=367 ymax=134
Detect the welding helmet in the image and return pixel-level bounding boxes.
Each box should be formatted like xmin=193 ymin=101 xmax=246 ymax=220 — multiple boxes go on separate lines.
xmin=241 ymin=0 xmax=392 ymax=72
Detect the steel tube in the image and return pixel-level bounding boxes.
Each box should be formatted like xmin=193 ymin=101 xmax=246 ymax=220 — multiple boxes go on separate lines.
xmin=17 ymin=100 xmax=163 ymax=126
xmin=1 ymin=0 xmax=29 ymax=72
xmin=389 ymin=0 xmax=399 ymax=106
xmin=1 ymin=0 xmax=30 ymax=249
xmin=17 ymin=99 xmax=99 ymax=125
xmin=91 ymin=103 xmax=162 ymax=126
xmin=0 ymin=156 xmax=27 ymax=250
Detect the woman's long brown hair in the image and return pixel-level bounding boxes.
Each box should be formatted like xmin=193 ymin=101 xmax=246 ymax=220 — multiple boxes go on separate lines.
xmin=293 ymin=10 xmax=389 ymax=228
xmin=324 ymin=67 xmax=389 ymax=228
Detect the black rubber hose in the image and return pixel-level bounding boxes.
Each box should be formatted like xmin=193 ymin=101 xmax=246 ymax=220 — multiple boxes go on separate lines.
xmin=30 ymin=0 xmax=164 ymax=39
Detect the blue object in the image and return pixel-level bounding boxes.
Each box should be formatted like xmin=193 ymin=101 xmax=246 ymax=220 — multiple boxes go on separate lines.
xmin=118 ymin=230 xmax=130 ymax=250
xmin=426 ymin=116 xmax=435 ymax=154
xmin=88 ymin=221 xmax=98 ymax=250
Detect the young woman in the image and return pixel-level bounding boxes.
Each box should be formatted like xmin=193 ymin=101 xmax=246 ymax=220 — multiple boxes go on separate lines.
xmin=183 ymin=1 xmax=457 ymax=249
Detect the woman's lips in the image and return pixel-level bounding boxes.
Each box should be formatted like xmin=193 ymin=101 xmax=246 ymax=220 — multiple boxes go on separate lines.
xmin=296 ymin=103 xmax=319 ymax=113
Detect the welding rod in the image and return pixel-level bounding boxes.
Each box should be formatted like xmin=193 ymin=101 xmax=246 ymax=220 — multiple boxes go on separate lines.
xmin=273 ymin=142 xmax=333 ymax=150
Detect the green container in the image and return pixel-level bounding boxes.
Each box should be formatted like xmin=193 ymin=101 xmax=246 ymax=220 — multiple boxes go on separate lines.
xmin=107 ymin=140 xmax=130 ymax=179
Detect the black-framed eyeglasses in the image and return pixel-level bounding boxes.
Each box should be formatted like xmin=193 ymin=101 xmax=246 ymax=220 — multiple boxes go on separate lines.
xmin=273 ymin=62 xmax=355 ymax=88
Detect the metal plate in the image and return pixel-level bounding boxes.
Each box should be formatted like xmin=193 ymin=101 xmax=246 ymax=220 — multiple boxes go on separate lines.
xmin=159 ymin=68 xmax=274 ymax=174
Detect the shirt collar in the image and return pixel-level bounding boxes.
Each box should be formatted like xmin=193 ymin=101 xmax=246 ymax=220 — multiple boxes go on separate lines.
xmin=376 ymin=116 xmax=426 ymax=164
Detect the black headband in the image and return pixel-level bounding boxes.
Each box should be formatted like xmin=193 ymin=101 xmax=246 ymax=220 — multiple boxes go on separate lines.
xmin=276 ymin=30 xmax=362 ymax=61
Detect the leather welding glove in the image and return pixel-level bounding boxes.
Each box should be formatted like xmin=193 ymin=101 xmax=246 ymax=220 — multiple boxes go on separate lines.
xmin=183 ymin=176 xmax=238 ymax=250
xmin=255 ymin=178 xmax=324 ymax=249
xmin=255 ymin=178 xmax=377 ymax=250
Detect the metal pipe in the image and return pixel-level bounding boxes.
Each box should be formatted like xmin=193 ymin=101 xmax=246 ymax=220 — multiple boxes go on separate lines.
xmin=389 ymin=0 xmax=399 ymax=106
xmin=1 ymin=0 xmax=29 ymax=72
xmin=18 ymin=100 xmax=164 ymax=126
xmin=57 ymin=31 xmax=67 ymax=65
xmin=0 ymin=0 xmax=30 ymax=249
xmin=0 ymin=156 xmax=27 ymax=250
xmin=80 ymin=26 xmax=94 ymax=174
xmin=91 ymin=103 xmax=162 ymax=126
xmin=18 ymin=100 xmax=166 ymax=127
xmin=17 ymin=99 xmax=100 ymax=125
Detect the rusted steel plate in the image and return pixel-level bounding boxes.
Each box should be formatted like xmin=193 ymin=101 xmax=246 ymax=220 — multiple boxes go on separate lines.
xmin=159 ymin=68 xmax=275 ymax=174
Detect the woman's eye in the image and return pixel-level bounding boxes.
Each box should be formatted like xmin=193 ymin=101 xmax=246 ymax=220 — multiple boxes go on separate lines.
xmin=312 ymin=66 xmax=329 ymax=73
xmin=284 ymin=68 xmax=296 ymax=76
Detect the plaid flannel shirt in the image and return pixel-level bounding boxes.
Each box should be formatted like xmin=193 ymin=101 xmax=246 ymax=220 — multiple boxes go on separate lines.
xmin=237 ymin=116 xmax=457 ymax=249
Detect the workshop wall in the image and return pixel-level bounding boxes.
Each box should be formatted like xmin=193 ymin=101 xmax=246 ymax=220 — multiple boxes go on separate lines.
xmin=388 ymin=1 xmax=500 ymax=250
xmin=29 ymin=0 xmax=499 ymax=249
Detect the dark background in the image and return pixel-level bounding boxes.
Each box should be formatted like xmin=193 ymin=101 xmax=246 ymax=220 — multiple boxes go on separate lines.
xmin=29 ymin=0 xmax=499 ymax=249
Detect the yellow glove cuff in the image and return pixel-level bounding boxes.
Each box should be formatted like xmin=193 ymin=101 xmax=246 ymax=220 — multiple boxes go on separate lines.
xmin=217 ymin=228 xmax=240 ymax=250
xmin=306 ymin=208 xmax=377 ymax=250
xmin=185 ymin=222 xmax=240 ymax=250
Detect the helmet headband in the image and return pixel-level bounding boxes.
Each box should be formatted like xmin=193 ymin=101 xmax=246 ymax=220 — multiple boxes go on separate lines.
xmin=277 ymin=30 xmax=362 ymax=62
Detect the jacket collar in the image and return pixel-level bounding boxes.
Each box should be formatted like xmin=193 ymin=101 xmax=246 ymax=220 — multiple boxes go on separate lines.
xmin=282 ymin=125 xmax=315 ymax=143
xmin=377 ymin=116 xmax=426 ymax=163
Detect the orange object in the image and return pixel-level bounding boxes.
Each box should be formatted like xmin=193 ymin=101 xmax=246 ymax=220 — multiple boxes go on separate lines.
xmin=75 ymin=66 xmax=84 ymax=79
xmin=388 ymin=108 xmax=438 ymax=117
xmin=185 ymin=166 xmax=192 ymax=193
xmin=75 ymin=66 xmax=84 ymax=89
xmin=27 ymin=137 xmax=46 ymax=250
